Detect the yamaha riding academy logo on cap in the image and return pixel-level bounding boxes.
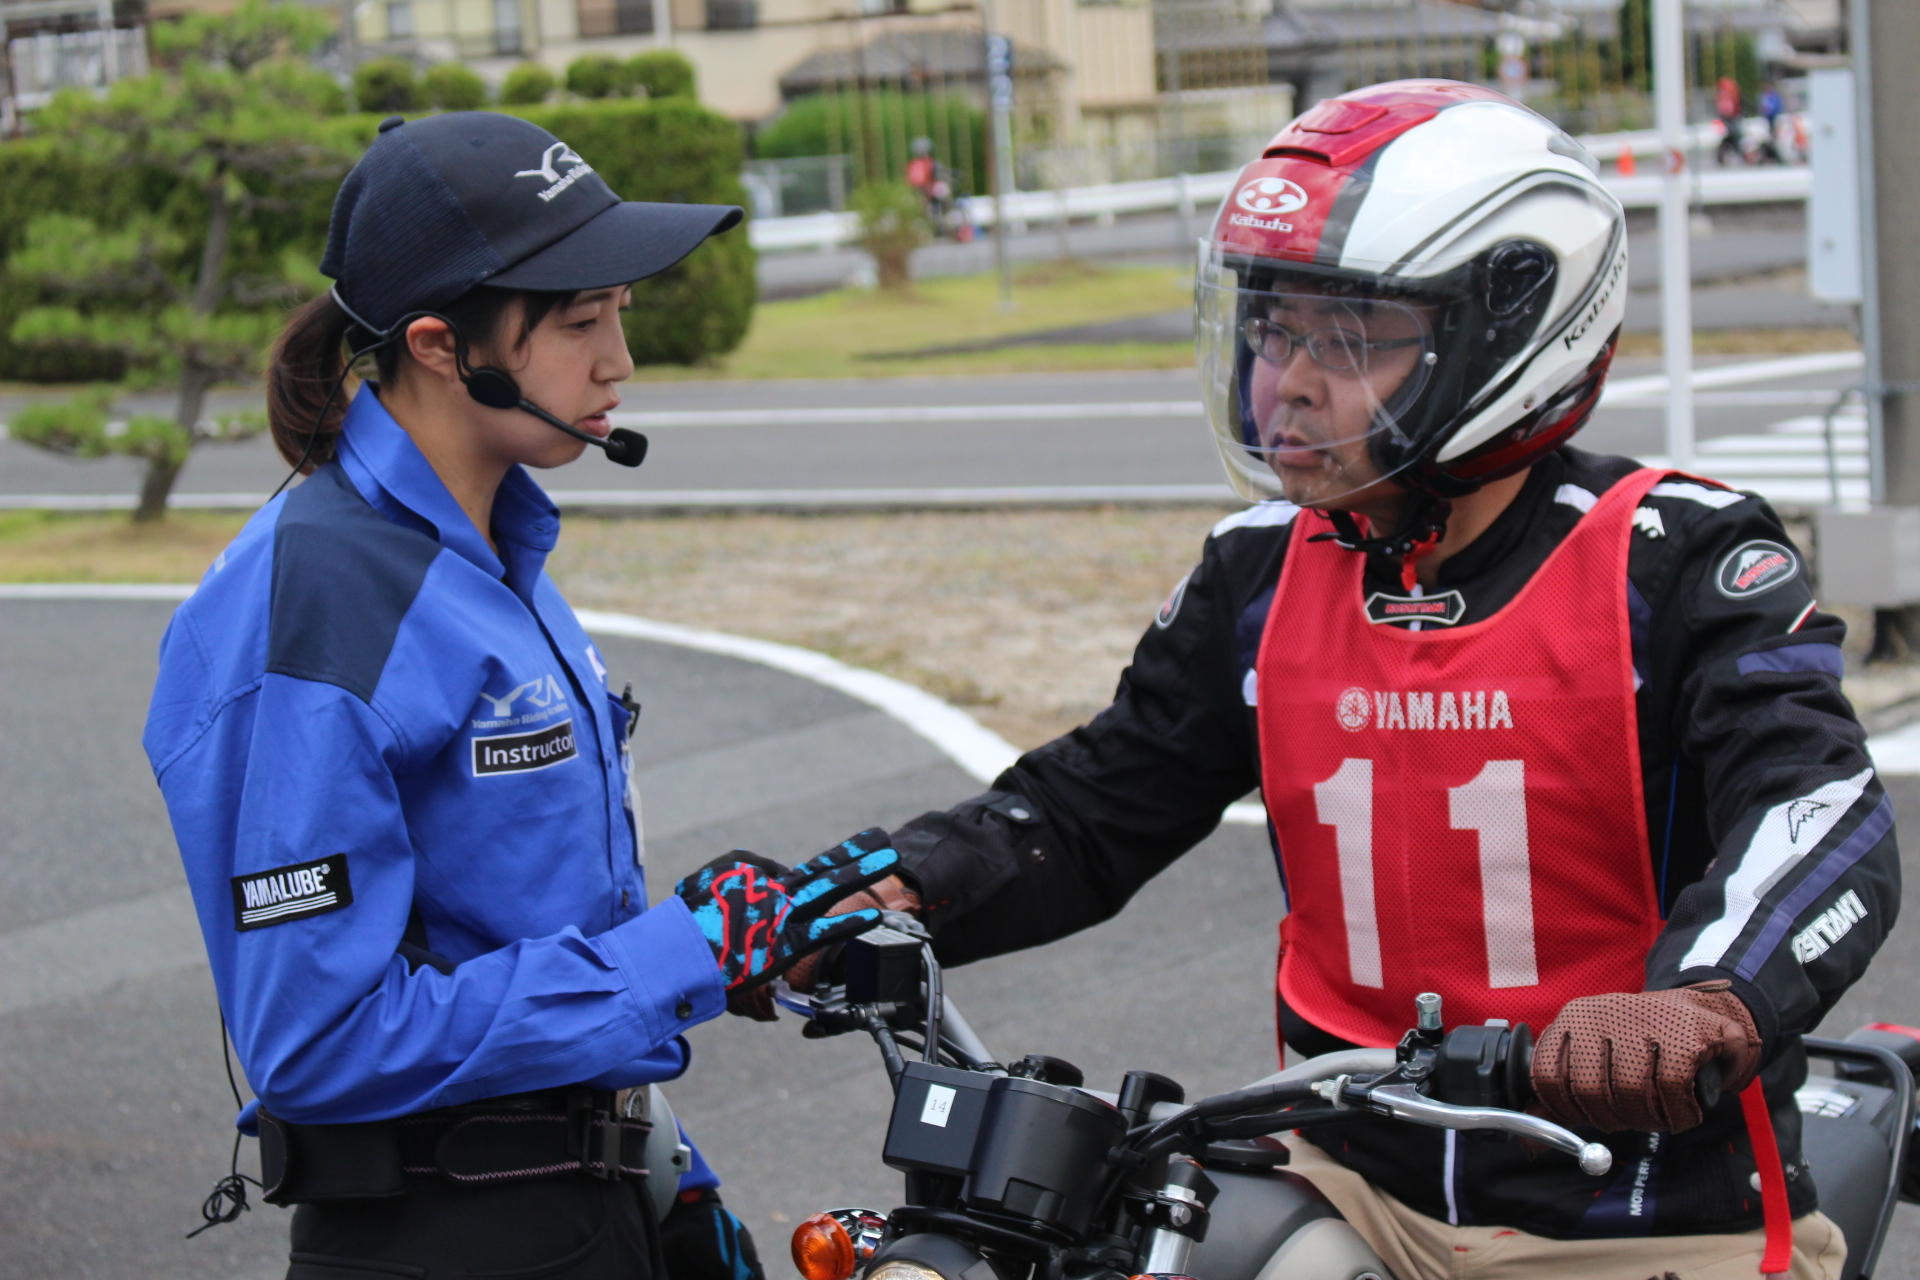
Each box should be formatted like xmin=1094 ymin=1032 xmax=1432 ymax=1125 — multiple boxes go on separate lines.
xmin=231 ymin=855 xmax=353 ymax=931
xmin=514 ymin=141 xmax=594 ymax=204
xmin=1715 ymin=539 xmax=1801 ymax=599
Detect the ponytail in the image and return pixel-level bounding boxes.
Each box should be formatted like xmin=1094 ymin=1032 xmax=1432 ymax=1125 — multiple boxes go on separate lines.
xmin=267 ymin=294 xmax=358 ymax=471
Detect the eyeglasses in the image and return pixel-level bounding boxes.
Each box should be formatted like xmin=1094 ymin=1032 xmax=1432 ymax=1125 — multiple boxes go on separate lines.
xmin=1241 ymin=315 xmax=1426 ymax=373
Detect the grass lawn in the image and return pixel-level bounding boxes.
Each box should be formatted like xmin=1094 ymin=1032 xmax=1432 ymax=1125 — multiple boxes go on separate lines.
xmin=634 ymin=260 xmax=1195 ymax=381
xmin=0 ymin=509 xmax=246 ymax=582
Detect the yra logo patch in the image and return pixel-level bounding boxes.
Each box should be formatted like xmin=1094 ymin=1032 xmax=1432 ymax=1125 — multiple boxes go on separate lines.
xmin=1716 ymin=539 xmax=1800 ymax=599
xmin=479 ymin=674 xmax=568 ymax=719
xmin=473 ymin=718 xmax=578 ymax=776
xmin=514 ymin=141 xmax=593 ymax=203
xmin=232 ymin=855 xmax=353 ymax=931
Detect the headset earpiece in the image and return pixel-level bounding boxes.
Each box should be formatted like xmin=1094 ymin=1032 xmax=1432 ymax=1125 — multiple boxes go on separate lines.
xmin=462 ymin=365 xmax=522 ymax=411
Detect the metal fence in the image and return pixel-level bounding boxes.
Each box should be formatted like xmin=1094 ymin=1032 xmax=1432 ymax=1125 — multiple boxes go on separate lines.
xmin=750 ymin=0 xmax=1833 ymax=217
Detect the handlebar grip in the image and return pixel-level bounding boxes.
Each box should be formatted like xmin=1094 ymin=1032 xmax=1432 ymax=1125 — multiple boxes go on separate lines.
xmin=1514 ymin=1039 xmax=1726 ymax=1113
xmin=1693 ymin=1061 xmax=1723 ymax=1112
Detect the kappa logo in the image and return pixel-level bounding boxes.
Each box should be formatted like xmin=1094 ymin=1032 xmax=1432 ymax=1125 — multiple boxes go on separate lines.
xmin=480 ymin=674 xmax=568 ymax=719
xmin=1716 ymin=539 xmax=1800 ymax=599
xmin=1792 ymin=889 xmax=1868 ymax=963
xmin=514 ymin=141 xmax=594 ymax=203
xmin=1236 ymin=177 xmax=1309 ymax=216
xmin=1364 ymin=589 xmax=1466 ymax=627
xmin=231 ymin=854 xmax=353 ymax=931
xmin=1336 ymin=687 xmax=1514 ymax=732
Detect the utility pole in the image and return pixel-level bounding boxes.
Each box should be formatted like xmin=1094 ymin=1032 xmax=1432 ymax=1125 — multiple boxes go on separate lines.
xmin=1652 ymin=0 xmax=1693 ymax=470
xmin=982 ymin=0 xmax=1014 ymax=309
xmin=1862 ymin=0 xmax=1920 ymax=506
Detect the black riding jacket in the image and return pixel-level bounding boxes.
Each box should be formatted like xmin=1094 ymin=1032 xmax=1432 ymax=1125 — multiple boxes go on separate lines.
xmin=888 ymin=447 xmax=1899 ymax=1239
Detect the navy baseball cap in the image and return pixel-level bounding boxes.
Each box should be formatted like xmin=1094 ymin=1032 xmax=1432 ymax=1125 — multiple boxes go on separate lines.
xmin=321 ymin=111 xmax=743 ymax=336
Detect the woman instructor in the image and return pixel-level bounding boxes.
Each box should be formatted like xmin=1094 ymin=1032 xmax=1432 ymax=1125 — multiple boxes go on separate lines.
xmin=143 ymin=111 xmax=897 ymax=1280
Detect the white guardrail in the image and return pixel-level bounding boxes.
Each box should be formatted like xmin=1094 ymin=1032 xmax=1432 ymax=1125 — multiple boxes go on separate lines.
xmin=749 ymin=123 xmax=1809 ymax=254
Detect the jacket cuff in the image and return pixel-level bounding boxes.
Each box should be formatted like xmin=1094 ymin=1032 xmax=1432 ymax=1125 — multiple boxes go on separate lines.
xmin=603 ymin=897 xmax=726 ymax=1046
xmin=1674 ymin=967 xmax=1783 ymax=1063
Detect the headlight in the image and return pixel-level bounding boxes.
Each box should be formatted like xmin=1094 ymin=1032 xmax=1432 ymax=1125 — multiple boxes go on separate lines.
xmin=867 ymin=1263 xmax=950 ymax=1280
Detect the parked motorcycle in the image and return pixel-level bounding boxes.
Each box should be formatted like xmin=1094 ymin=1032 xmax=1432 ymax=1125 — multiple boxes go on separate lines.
xmin=783 ymin=922 xmax=1920 ymax=1280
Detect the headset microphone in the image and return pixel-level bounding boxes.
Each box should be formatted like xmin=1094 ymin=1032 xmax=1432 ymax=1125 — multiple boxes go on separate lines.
xmin=459 ymin=360 xmax=648 ymax=469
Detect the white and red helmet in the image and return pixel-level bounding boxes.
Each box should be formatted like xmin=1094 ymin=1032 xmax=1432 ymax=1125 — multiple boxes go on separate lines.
xmin=1196 ymin=80 xmax=1627 ymax=504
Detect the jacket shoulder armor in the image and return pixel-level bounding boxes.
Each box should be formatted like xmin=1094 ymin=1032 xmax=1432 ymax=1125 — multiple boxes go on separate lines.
xmin=268 ymin=466 xmax=442 ymax=704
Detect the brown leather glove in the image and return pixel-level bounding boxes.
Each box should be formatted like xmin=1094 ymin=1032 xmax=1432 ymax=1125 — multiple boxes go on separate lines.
xmin=1530 ymin=981 xmax=1761 ymax=1133
xmin=725 ymin=875 xmax=923 ymax=1021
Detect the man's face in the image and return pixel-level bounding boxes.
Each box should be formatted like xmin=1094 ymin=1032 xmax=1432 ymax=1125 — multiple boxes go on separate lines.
xmin=1244 ymin=290 xmax=1434 ymax=514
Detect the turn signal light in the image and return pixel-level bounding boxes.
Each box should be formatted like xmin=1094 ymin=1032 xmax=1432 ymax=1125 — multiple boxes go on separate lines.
xmin=792 ymin=1212 xmax=858 ymax=1280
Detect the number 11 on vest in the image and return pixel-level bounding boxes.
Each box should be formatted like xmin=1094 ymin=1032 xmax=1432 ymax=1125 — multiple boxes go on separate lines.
xmin=1313 ymin=757 xmax=1538 ymax=990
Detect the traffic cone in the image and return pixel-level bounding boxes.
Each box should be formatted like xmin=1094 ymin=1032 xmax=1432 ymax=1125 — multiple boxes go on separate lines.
xmin=1617 ymin=149 xmax=1637 ymax=177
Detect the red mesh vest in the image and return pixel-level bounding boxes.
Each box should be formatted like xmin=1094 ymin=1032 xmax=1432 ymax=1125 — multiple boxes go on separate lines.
xmin=1256 ymin=469 xmax=1666 ymax=1047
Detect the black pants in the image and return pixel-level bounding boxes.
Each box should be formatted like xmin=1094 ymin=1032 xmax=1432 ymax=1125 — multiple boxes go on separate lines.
xmin=288 ymin=1174 xmax=661 ymax=1280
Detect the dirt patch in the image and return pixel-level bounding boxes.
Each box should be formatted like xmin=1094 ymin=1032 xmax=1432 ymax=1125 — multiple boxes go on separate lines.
xmin=551 ymin=507 xmax=1233 ymax=750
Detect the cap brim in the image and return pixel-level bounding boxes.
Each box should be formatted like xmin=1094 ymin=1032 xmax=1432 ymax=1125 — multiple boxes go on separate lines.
xmin=486 ymin=200 xmax=743 ymax=293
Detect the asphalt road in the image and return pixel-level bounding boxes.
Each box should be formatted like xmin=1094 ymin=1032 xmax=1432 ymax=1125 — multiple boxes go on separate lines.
xmin=3 ymin=595 xmax=1918 ymax=1279
xmin=0 ymin=356 xmax=1864 ymax=512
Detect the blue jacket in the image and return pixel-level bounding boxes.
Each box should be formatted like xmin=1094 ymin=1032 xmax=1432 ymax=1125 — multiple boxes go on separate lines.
xmin=144 ymin=387 xmax=725 ymax=1183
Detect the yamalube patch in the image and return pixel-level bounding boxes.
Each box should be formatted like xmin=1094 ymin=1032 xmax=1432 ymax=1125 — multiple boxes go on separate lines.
xmin=232 ymin=854 xmax=353 ymax=931
xmin=1716 ymin=540 xmax=1800 ymax=599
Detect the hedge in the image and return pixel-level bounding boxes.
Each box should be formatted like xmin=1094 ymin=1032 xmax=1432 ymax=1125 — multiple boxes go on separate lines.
xmin=0 ymin=98 xmax=756 ymax=380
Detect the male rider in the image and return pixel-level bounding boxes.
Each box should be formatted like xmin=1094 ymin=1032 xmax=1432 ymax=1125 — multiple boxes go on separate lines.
xmin=807 ymin=82 xmax=1894 ymax=1279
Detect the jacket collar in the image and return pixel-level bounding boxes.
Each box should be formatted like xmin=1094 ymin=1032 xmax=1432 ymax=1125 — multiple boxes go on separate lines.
xmin=334 ymin=384 xmax=561 ymax=588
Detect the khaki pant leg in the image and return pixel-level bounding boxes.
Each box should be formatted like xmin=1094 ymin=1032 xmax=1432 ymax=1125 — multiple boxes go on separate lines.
xmin=1278 ymin=1138 xmax=1458 ymax=1279
xmin=1280 ymin=1138 xmax=1848 ymax=1280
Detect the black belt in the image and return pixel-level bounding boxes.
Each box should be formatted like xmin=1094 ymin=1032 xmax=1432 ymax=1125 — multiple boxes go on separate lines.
xmin=259 ymin=1087 xmax=651 ymax=1205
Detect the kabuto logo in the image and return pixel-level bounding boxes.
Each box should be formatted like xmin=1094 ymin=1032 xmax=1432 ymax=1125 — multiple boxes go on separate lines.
xmin=231 ymin=854 xmax=353 ymax=931
xmin=1236 ymin=177 xmax=1309 ymax=216
xmin=473 ymin=719 xmax=578 ymax=777
xmin=1364 ymin=589 xmax=1466 ymax=627
xmin=514 ymin=141 xmax=594 ymax=203
xmin=1715 ymin=540 xmax=1800 ymax=599
xmin=1337 ymin=687 xmax=1515 ymax=731
xmin=1228 ymin=177 xmax=1309 ymax=233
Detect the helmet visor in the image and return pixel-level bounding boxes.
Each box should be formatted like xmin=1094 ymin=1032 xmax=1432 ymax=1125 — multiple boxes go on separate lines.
xmin=1197 ymin=248 xmax=1441 ymax=507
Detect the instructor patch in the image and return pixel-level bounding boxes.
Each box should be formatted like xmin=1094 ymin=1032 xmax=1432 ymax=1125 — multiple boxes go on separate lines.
xmin=1715 ymin=540 xmax=1800 ymax=599
xmin=232 ymin=855 xmax=353 ymax=931
xmin=473 ymin=718 xmax=578 ymax=776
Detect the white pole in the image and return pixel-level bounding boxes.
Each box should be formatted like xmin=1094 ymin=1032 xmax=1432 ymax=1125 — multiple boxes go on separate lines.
xmin=1654 ymin=0 xmax=1694 ymax=469
xmin=97 ymin=0 xmax=117 ymax=83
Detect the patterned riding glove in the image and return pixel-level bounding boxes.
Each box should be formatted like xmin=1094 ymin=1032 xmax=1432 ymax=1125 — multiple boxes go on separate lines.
xmin=674 ymin=829 xmax=900 ymax=991
xmin=1531 ymin=980 xmax=1762 ymax=1133
xmin=729 ymin=872 xmax=925 ymax=1021
xmin=660 ymin=1188 xmax=766 ymax=1280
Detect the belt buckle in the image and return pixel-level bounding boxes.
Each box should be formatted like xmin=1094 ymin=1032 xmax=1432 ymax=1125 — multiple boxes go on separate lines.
xmin=566 ymin=1090 xmax=623 ymax=1181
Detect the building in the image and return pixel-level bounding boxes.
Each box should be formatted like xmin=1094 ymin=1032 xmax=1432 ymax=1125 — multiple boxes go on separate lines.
xmin=1 ymin=0 xmax=147 ymax=125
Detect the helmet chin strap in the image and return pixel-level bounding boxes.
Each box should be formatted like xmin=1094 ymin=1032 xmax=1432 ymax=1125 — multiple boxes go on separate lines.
xmin=1310 ymin=492 xmax=1453 ymax=592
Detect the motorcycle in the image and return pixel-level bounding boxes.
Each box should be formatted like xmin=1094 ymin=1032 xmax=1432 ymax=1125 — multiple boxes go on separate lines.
xmin=782 ymin=922 xmax=1920 ymax=1280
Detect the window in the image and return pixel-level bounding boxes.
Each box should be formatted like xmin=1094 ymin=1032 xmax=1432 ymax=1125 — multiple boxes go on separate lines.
xmin=386 ymin=0 xmax=413 ymax=38
xmin=613 ymin=0 xmax=655 ymax=34
xmin=704 ymin=0 xmax=756 ymax=30
xmin=493 ymin=0 xmax=524 ymax=54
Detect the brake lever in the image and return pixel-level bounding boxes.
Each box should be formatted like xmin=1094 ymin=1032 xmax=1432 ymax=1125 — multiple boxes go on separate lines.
xmin=1337 ymin=1079 xmax=1612 ymax=1176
